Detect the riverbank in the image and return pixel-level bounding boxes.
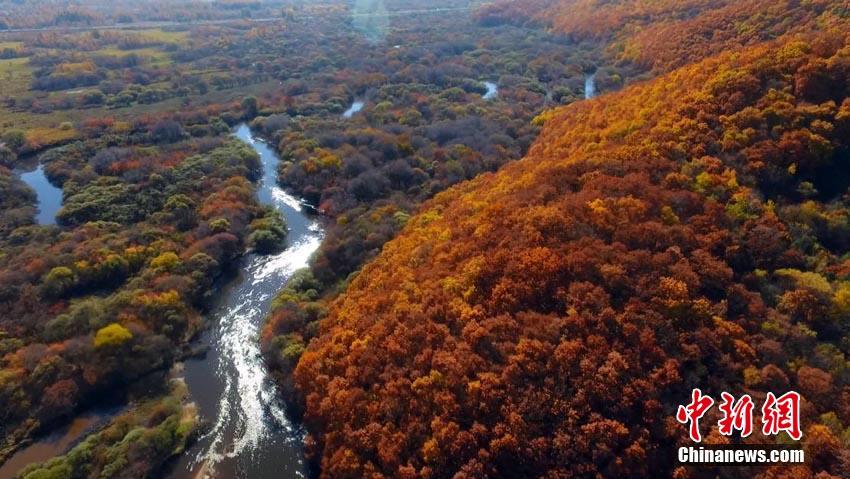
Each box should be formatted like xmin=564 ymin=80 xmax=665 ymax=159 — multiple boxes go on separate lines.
xmin=0 ymin=127 xmax=291 ymax=477
xmin=13 ymin=371 xmax=198 ymax=479
xmin=166 ymin=124 xmax=322 ymax=479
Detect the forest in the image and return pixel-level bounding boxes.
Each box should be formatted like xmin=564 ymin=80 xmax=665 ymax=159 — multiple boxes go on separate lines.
xmin=288 ymin=1 xmax=850 ymax=479
xmin=0 ymin=1 xmax=634 ymax=477
xmin=3 ymin=0 xmax=850 ymax=478
xmin=0 ymin=102 xmax=284 ymax=475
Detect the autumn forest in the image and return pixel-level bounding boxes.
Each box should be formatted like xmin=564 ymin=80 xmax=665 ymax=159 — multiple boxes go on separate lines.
xmin=1 ymin=0 xmax=850 ymax=478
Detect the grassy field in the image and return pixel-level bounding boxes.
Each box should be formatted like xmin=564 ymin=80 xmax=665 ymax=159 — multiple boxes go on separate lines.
xmin=0 ymin=78 xmax=282 ymax=133
xmin=0 ymin=41 xmax=24 ymax=50
xmin=0 ymin=57 xmax=31 ymax=98
xmin=0 ymin=55 xmax=34 ymax=130
xmin=125 ymin=28 xmax=189 ymax=43
xmin=0 ymin=28 xmax=193 ymax=131
xmin=93 ymin=46 xmax=174 ymax=67
xmin=0 ymin=24 xmax=286 ymax=150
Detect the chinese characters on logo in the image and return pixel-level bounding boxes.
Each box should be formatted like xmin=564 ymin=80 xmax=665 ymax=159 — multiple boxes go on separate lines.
xmin=676 ymin=389 xmax=801 ymax=442
xmin=717 ymin=391 xmax=754 ymax=438
xmin=676 ymin=388 xmax=714 ymax=442
xmin=762 ymin=392 xmax=802 ymax=440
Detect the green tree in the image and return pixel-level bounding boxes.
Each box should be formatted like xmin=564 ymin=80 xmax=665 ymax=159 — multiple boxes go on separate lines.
xmin=249 ymin=229 xmax=283 ymax=254
xmin=242 ymin=96 xmax=259 ymax=119
xmin=1 ymin=129 xmax=26 ymax=152
xmin=165 ymin=194 xmax=197 ymax=231
xmin=22 ymin=461 xmax=73 ymax=479
xmin=43 ymin=266 xmax=77 ymax=298
xmin=0 ymin=144 xmax=14 ymax=166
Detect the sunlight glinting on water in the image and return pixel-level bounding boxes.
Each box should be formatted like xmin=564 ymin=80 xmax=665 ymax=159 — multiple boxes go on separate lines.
xmin=271 ymin=187 xmax=304 ymax=213
xmin=342 ymin=100 xmax=365 ymax=118
xmin=187 ymin=138 xmax=320 ymax=477
xmin=192 ymin=236 xmax=320 ymax=475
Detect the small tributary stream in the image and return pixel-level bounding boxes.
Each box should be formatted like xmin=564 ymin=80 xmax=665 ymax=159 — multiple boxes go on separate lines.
xmin=483 ymin=81 xmax=498 ymax=100
xmin=585 ymin=71 xmax=597 ymax=99
xmin=1 ymin=124 xmax=322 ymax=479
xmin=15 ymin=158 xmax=62 ymax=225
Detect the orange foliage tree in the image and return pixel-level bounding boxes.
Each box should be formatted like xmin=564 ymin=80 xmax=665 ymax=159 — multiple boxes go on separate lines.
xmin=294 ymin=27 xmax=850 ymax=479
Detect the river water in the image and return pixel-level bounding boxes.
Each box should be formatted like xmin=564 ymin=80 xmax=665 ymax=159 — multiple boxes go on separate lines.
xmin=169 ymin=124 xmax=322 ymax=479
xmin=2 ymin=125 xmax=320 ymax=479
xmin=585 ymin=71 xmax=597 ymax=99
xmin=483 ymin=81 xmax=498 ymax=100
xmin=16 ymin=160 xmax=62 ymax=225
xmin=0 ymin=406 xmax=122 ymax=478
xmin=342 ymin=100 xmax=364 ymax=118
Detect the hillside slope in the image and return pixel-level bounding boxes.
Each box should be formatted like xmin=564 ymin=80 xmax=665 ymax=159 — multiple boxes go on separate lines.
xmin=478 ymin=0 xmax=850 ymax=72
xmin=294 ymin=27 xmax=850 ymax=479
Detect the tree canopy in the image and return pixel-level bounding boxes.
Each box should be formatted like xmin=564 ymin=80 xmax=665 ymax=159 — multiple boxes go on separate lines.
xmin=293 ymin=21 xmax=850 ymax=479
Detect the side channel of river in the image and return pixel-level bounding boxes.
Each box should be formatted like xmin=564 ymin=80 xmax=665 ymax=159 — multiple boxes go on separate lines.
xmin=6 ymin=69 xmax=595 ymax=476
xmin=2 ymin=124 xmax=322 ymax=479
xmin=14 ymin=157 xmax=63 ymax=226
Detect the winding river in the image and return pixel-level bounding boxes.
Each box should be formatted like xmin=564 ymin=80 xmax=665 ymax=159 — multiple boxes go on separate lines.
xmin=169 ymin=124 xmax=322 ymax=479
xmin=3 ymin=125 xmax=321 ymax=478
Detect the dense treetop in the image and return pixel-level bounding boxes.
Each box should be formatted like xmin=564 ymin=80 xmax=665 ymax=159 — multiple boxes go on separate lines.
xmin=0 ymin=108 xmax=284 ymax=467
xmin=479 ymin=0 xmax=850 ymax=71
xmin=0 ymin=2 xmax=620 ymax=474
xmin=6 ymin=1 xmax=850 ymax=478
xmin=255 ymin=5 xmax=634 ymax=396
xmin=293 ymin=20 xmax=850 ymax=479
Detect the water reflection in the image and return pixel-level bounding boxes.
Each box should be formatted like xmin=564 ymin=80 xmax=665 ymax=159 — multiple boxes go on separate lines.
xmin=0 ymin=406 xmax=122 ymax=478
xmin=169 ymin=124 xmax=322 ymax=479
xmin=18 ymin=163 xmax=62 ymax=225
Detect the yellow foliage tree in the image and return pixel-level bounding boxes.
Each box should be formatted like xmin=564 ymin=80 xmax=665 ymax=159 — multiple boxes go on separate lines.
xmin=93 ymin=323 xmax=133 ymax=348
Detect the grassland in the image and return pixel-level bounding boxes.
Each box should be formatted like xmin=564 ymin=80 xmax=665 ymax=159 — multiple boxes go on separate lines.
xmin=0 ymin=29 xmax=216 ymax=134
